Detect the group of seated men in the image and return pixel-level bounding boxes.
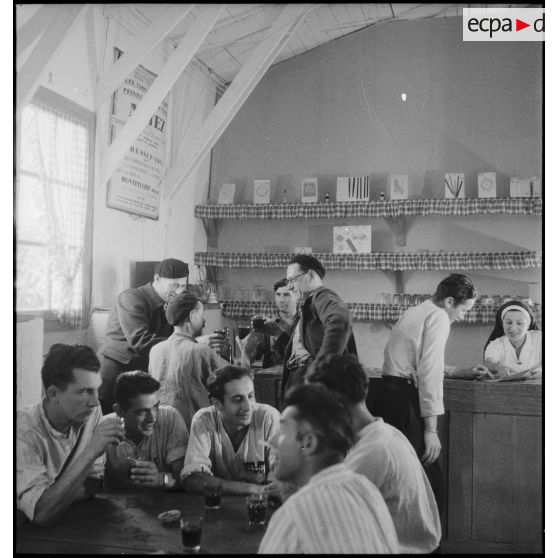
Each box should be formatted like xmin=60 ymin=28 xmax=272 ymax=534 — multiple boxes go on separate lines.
xmin=17 ymin=341 xmax=441 ymax=554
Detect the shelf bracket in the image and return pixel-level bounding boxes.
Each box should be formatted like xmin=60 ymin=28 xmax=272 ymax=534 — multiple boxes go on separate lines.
xmin=385 ymin=216 xmax=406 ymax=247
xmin=381 ymin=270 xmax=405 ymax=293
xmin=202 ymin=218 xmax=222 ymax=248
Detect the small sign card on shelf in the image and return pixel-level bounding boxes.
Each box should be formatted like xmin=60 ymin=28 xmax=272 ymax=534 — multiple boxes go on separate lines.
xmin=294 ymin=247 xmax=313 ymax=254
xmin=478 ymin=172 xmax=497 ymax=198
xmin=253 ymin=180 xmax=271 ymax=204
xmin=217 ymin=183 xmax=236 ymax=204
xmin=444 ymin=173 xmax=465 ymax=199
xmin=510 ymin=177 xmax=541 ymax=198
xmin=336 ymin=176 xmax=370 ymax=201
xmin=333 ymin=225 xmax=372 ymax=254
xmin=302 ymin=178 xmax=318 ymax=203
xmin=390 ymin=175 xmax=409 ymax=200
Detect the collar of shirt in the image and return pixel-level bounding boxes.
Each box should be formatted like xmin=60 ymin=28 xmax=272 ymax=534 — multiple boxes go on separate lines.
xmin=503 ymin=331 xmax=534 ymax=359
xmin=307 ymin=462 xmax=350 ymax=486
xmin=171 ymin=331 xmax=198 ymax=343
xmin=39 ymin=398 xmax=80 ymax=441
xmin=140 ymin=282 xmax=165 ymax=309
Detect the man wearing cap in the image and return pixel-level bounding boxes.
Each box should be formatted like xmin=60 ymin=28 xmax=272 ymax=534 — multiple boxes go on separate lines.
xmin=98 ymin=258 xmax=189 ymax=414
xmin=149 ymin=292 xmax=229 ymax=431
xmin=282 ymin=254 xmax=358 ymax=396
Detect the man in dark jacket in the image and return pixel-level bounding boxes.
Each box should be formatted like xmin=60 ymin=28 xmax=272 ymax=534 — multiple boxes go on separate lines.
xmin=97 ymin=258 xmax=189 ymax=414
xmin=281 ymin=255 xmax=357 ymax=398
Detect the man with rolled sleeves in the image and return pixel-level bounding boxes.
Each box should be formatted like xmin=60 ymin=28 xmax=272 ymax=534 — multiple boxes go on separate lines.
xmin=97 ymin=258 xmax=189 ymax=414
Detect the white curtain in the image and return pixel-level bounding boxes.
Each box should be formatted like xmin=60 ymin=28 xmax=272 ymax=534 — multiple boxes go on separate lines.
xmin=32 ymin=101 xmax=91 ymax=328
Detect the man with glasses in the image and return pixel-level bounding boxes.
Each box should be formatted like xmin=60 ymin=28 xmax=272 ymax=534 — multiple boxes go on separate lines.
xmin=281 ymin=255 xmax=357 ymax=397
xmin=98 ymin=258 xmax=189 ymax=414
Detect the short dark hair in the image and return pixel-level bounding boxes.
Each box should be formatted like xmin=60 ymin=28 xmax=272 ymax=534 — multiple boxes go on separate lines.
xmin=41 ymin=343 xmax=100 ymax=391
xmin=114 ymin=371 xmax=161 ymax=410
xmin=273 ymin=278 xmax=288 ymax=291
xmin=484 ymin=300 xmax=539 ymax=353
xmin=432 ymin=273 xmax=477 ymax=304
xmin=206 ymin=365 xmax=253 ymax=403
xmin=306 ymin=354 xmax=368 ymax=404
xmin=283 ymin=383 xmax=355 ymax=456
xmin=288 ymin=254 xmax=326 ymax=279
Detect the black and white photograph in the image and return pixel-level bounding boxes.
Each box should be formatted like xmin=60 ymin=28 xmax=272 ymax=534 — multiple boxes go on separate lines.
xmin=14 ymin=3 xmax=545 ymax=554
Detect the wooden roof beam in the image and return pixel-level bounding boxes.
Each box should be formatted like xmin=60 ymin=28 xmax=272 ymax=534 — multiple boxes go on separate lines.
xmin=94 ymin=4 xmax=194 ymax=110
xmin=164 ymin=4 xmax=315 ymax=201
xmin=100 ymin=5 xmax=224 ymax=188
xmin=17 ymin=4 xmax=89 ymax=112
xmin=16 ymin=5 xmax=59 ymax=63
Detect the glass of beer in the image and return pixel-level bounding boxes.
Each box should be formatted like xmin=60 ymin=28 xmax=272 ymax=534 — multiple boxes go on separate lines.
xmin=180 ymin=515 xmax=203 ymax=553
xmin=204 ymin=482 xmax=222 ymax=510
xmin=246 ymin=493 xmax=268 ymax=528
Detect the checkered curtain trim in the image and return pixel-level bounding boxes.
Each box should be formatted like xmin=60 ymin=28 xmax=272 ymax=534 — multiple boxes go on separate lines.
xmin=194 ymin=198 xmax=542 ymax=219
xmin=221 ymin=300 xmax=542 ymax=324
xmin=194 ymin=251 xmax=542 ymax=270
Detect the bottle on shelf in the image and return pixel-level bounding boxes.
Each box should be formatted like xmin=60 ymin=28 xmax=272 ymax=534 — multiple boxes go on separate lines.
xmin=379 ymin=191 xmax=386 ymax=201
xmin=282 ymin=188 xmax=288 ymax=203
xmin=325 ymin=192 xmax=331 ymax=203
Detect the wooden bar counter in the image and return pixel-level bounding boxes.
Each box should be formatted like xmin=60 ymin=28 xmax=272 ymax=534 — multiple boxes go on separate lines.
xmin=253 ymin=369 xmax=542 ymax=554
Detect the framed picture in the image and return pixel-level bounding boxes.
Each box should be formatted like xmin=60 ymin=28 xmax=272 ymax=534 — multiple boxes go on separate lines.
xmin=301 ymin=178 xmax=318 ymax=203
xmin=253 ymin=180 xmax=271 ymax=204
xmin=217 ymin=183 xmax=236 ymax=204
xmin=390 ymin=175 xmax=408 ymax=200
xmin=337 ymin=176 xmax=369 ymax=201
xmin=444 ymin=173 xmax=465 ymax=199
xmin=478 ymin=172 xmax=497 ymax=198
xmin=333 ymin=225 xmax=372 ymax=254
xmin=336 ymin=177 xmax=350 ymax=202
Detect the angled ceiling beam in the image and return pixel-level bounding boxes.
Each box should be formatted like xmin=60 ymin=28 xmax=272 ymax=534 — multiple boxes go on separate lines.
xmin=94 ymin=4 xmax=194 ymax=110
xmin=16 ymin=5 xmax=59 ymax=62
xmin=100 ymin=5 xmax=224 ymax=188
xmin=165 ymin=4 xmax=315 ymax=201
xmin=17 ymin=4 xmax=89 ymax=112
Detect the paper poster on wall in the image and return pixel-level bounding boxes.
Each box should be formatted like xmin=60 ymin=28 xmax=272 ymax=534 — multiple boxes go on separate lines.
xmin=510 ymin=177 xmax=532 ymax=198
xmin=477 ymin=172 xmax=497 ymax=198
xmin=390 ymin=175 xmax=408 ymax=200
xmin=106 ymin=48 xmax=169 ymax=219
xmin=333 ymin=226 xmax=372 ymax=254
xmin=444 ymin=173 xmax=465 ymax=199
xmin=218 ymin=184 xmax=236 ymax=204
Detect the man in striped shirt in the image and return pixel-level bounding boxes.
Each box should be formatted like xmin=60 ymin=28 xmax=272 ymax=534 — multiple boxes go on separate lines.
xmin=259 ymin=384 xmax=398 ymax=554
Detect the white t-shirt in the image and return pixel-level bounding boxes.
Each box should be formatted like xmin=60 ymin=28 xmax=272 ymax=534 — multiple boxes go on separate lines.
xmin=484 ymin=330 xmax=542 ymax=373
xmin=345 ymin=418 xmax=441 ymax=553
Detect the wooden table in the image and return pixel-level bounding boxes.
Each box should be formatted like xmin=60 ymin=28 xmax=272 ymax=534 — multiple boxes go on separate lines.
xmin=16 ymin=490 xmax=269 ymax=554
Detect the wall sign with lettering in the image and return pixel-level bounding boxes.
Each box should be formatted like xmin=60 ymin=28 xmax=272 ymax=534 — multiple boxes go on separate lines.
xmin=106 ymin=48 xmax=169 ymax=219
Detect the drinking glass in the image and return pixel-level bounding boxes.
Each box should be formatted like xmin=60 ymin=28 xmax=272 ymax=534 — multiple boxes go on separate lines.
xmin=246 ymin=493 xmax=268 ymax=528
xmin=181 ymin=516 xmax=204 ymax=553
xmin=204 ymin=482 xmax=222 ymax=510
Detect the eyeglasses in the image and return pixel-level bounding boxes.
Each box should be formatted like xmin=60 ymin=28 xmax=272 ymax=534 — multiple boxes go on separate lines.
xmin=285 ymin=271 xmax=307 ymax=284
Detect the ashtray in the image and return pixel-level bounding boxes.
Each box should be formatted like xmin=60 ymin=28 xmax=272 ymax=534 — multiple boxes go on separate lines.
xmin=157 ymin=509 xmax=181 ymax=525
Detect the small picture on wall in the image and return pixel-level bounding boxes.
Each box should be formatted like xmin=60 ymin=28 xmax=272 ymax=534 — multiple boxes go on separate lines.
xmin=390 ymin=175 xmax=408 ymax=200
xmin=333 ymin=225 xmax=372 ymax=254
xmin=444 ymin=173 xmax=465 ymax=199
xmin=253 ymin=180 xmax=271 ymax=204
xmin=302 ymin=178 xmax=318 ymax=203
xmin=477 ymin=172 xmax=497 ymax=198
xmin=336 ymin=177 xmax=350 ymax=202
xmin=217 ymin=183 xmax=236 ymax=204
xmin=510 ymin=177 xmax=532 ymax=198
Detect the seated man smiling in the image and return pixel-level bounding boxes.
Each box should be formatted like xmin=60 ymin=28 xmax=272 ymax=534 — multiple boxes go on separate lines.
xmin=104 ymin=371 xmax=189 ymax=491
xmin=181 ymin=365 xmax=280 ymax=495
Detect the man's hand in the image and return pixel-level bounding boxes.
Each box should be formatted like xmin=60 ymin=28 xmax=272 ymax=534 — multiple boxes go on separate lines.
xmin=129 ymin=459 xmax=162 ymax=488
xmin=89 ymin=417 xmax=125 ymax=457
xmin=461 ymin=364 xmax=492 ymax=380
xmin=196 ymin=333 xmax=226 ymax=354
xmin=495 ymin=364 xmax=512 ymax=379
xmin=421 ymin=431 xmax=441 ymax=466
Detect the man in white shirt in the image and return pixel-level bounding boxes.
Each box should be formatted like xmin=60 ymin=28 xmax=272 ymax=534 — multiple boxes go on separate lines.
xmin=307 ymin=354 xmax=441 ymax=553
xmin=149 ymin=292 xmax=228 ymax=431
xmin=17 ymin=344 xmax=125 ymax=525
xmin=375 ymin=273 xmax=488 ymax=518
xmin=181 ymin=365 xmax=280 ymax=495
xmin=259 ymin=383 xmax=398 ymax=554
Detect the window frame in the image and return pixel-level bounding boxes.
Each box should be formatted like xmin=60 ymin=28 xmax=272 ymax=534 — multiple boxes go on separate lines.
xmin=15 ymin=86 xmax=96 ymax=328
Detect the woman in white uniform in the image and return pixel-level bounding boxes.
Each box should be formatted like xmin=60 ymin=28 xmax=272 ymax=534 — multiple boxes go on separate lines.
xmin=483 ymin=301 xmax=542 ymax=379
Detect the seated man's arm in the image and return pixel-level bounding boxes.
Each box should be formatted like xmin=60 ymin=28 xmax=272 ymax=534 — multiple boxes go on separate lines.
xmin=180 ymin=412 xmax=262 ymax=496
xmin=23 ymin=417 xmax=124 ymax=526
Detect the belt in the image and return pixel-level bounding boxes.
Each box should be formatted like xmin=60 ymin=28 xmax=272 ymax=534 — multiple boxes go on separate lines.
xmin=381 ymin=375 xmax=415 ymax=387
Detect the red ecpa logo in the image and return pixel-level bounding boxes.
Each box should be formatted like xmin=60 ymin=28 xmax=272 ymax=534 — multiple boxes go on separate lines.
xmin=467 ymin=13 xmax=544 ymax=38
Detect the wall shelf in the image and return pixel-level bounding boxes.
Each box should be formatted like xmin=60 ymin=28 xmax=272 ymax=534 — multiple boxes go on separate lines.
xmin=195 ymin=197 xmax=542 ymax=220
xmin=220 ymin=300 xmax=542 ymax=325
xmin=194 ymin=250 xmax=542 ymax=271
